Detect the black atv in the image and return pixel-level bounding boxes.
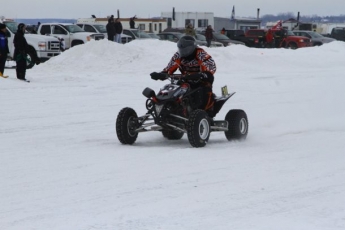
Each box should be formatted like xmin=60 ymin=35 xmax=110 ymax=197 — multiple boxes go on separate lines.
xmin=116 ymin=74 xmax=248 ymax=148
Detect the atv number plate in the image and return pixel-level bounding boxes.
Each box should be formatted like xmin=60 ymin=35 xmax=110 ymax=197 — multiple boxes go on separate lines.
xmin=221 ymin=85 xmax=228 ymax=96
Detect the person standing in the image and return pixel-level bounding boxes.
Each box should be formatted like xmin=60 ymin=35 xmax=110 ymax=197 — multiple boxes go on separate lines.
xmin=34 ymin=21 xmax=41 ymax=34
xmin=220 ymin=27 xmax=226 ymax=34
xmin=184 ymin=23 xmax=196 ymax=36
xmin=129 ymin=16 xmax=136 ymax=29
xmin=13 ymin=23 xmax=40 ymax=82
xmin=265 ymin=29 xmax=274 ymax=48
xmin=205 ymin=25 xmax=214 ymax=48
xmin=114 ymin=18 xmax=123 ymax=43
xmin=106 ymin=15 xmax=116 ymax=41
xmin=0 ymin=23 xmax=9 ymax=78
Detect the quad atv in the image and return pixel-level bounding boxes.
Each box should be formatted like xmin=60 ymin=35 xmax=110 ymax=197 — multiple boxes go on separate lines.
xmin=116 ymin=74 xmax=248 ymax=148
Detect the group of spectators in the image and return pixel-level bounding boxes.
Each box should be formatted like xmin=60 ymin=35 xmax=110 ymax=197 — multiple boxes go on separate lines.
xmin=0 ymin=23 xmax=40 ymax=81
xmin=106 ymin=15 xmax=137 ymax=43
xmin=106 ymin=15 xmax=123 ymax=43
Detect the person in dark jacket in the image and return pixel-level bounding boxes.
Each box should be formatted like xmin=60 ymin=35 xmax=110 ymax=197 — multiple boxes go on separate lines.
xmin=114 ymin=18 xmax=123 ymax=43
xmin=129 ymin=16 xmax=136 ymax=29
xmin=205 ymin=25 xmax=214 ymax=48
xmin=106 ymin=15 xmax=116 ymax=41
xmin=13 ymin=23 xmax=40 ymax=81
xmin=150 ymin=35 xmax=217 ymax=115
xmin=0 ymin=23 xmax=10 ymax=78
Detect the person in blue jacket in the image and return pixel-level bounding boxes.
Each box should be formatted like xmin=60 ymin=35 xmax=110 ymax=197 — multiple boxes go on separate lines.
xmin=0 ymin=23 xmax=9 ymax=78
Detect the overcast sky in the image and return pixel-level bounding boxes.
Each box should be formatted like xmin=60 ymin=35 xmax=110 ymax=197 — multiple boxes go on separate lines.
xmin=2 ymin=0 xmax=344 ymax=19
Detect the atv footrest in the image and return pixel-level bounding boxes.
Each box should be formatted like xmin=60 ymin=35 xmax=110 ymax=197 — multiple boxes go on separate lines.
xmin=211 ymin=120 xmax=228 ymax=131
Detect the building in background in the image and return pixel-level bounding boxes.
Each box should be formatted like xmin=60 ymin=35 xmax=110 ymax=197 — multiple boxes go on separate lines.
xmin=77 ymin=17 xmax=167 ymax=33
xmin=214 ymin=17 xmax=261 ymax=32
xmin=161 ymin=12 xmax=214 ymax=30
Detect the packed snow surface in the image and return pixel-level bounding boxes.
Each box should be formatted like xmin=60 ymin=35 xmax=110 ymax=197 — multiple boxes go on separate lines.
xmin=1 ymin=39 xmax=345 ymax=230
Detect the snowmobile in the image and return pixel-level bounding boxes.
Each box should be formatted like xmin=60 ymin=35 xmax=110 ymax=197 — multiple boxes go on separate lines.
xmin=116 ymin=74 xmax=248 ymax=148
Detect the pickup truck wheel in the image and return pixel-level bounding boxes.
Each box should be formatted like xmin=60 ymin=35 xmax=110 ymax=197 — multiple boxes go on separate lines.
xmin=287 ymin=42 xmax=298 ymax=50
xmin=26 ymin=47 xmax=36 ymax=69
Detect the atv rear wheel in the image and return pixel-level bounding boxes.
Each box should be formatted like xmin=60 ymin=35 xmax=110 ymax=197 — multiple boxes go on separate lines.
xmin=224 ymin=109 xmax=248 ymax=141
xmin=187 ymin=109 xmax=210 ymax=148
xmin=116 ymin=107 xmax=138 ymax=144
xmin=162 ymin=129 xmax=184 ymax=140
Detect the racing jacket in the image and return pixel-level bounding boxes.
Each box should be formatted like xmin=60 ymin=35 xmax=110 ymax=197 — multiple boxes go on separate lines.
xmin=162 ymin=47 xmax=216 ymax=85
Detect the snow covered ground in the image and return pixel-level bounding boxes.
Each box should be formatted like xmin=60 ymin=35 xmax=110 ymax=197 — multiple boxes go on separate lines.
xmin=1 ymin=39 xmax=345 ymax=230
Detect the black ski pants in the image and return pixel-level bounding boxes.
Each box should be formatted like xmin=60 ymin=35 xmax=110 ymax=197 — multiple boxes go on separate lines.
xmin=16 ymin=59 xmax=27 ymax=79
xmin=0 ymin=53 xmax=7 ymax=74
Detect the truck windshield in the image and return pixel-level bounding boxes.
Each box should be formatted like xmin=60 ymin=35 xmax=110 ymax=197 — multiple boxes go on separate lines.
xmin=62 ymin=25 xmax=85 ymax=33
xmin=4 ymin=22 xmax=18 ymax=33
xmin=93 ymin=25 xmax=107 ymax=33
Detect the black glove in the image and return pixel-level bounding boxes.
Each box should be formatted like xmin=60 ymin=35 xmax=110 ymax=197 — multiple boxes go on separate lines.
xmin=185 ymin=73 xmax=207 ymax=81
xmin=150 ymin=72 xmax=168 ymax=81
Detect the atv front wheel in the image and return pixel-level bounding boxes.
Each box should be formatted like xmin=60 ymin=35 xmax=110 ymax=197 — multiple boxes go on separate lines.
xmin=162 ymin=129 xmax=184 ymax=140
xmin=224 ymin=109 xmax=248 ymax=141
xmin=116 ymin=107 xmax=139 ymax=144
xmin=187 ymin=109 xmax=210 ymax=148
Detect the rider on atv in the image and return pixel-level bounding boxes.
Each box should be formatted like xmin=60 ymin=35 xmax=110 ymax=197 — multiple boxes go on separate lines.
xmin=150 ymin=35 xmax=216 ymax=116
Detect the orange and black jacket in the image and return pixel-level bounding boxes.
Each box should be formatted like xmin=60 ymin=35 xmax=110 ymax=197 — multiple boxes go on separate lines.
xmin=162 ymin=47 xmax=216 ymax=85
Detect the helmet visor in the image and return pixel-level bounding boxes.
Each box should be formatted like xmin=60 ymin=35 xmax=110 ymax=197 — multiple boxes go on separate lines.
xmin=177 ymin=39 xmax=196 ymax=57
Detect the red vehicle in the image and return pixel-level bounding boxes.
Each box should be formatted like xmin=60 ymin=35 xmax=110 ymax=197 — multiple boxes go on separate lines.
xmin=245 ymin=20 xmax=312 ymax=49
xmin=244 ymin=29 xmax=266 ymax=48
xmin=273 ymin=29 xmax=312 ymax=49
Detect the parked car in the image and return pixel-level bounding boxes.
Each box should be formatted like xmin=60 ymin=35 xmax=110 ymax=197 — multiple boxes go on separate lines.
xmin=292 ymin=30 xmax=336 ymax=46
xmin=244 ymin=29 xmax=266 ymax=47
xmin=161 ymin=28 xmax=224 ymax=47
xmin=223 ymin=29 xmax=245 ymax=40
xmin=244 ymin=28 xmax=312 ymax=49
xmin=325 ymin=27 xmax=345 ymax=42
xmin=199 ymin=32 xmax=245 ymax=46
xmin=123 ymin=29 xmax=153 ymax=40
xmin=222 ymin=29 xmax=263 ymax=47
xmin=195 ymin=34 xmax=224 ymax=47
xmin=76 ymin=23 xmax=132 ymax=44
xmin=157 ymin=32 xmax=207 ymax=46
xmin=279 ymin=30 xmax=312 ymax=49
xmin=37 ymin=23 xmax=105 ymax=49
xmin=147 ymin=33 xmax=161 ymax=39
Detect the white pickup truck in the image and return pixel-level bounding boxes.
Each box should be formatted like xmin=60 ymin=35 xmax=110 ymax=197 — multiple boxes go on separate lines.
xmin=37 ymin=23 xmax=105 ymax=49
xmin=2 ymin=20 xmax=61 ymax=68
